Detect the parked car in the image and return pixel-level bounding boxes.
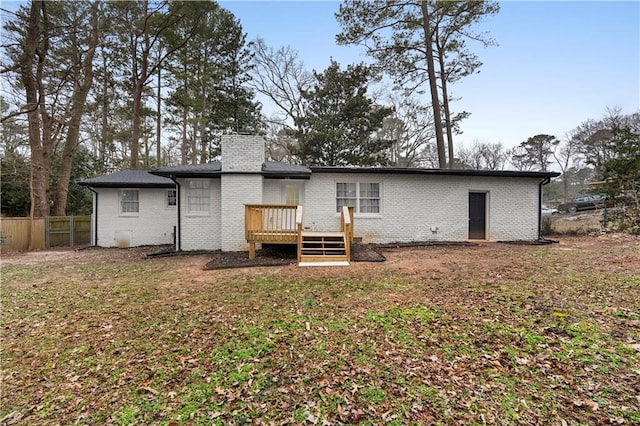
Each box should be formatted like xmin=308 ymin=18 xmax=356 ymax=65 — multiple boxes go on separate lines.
xmin=541 ymin=205 xmax=559 ymax=215
xmin=563 ymin=194 xmax=607 ymax=214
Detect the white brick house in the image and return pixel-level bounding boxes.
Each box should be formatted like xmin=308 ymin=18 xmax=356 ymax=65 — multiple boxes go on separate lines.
xmin=79 ymin=169 xmax=177 ymax=247
xmin=81 ymin=135 xmax=558 ymax=251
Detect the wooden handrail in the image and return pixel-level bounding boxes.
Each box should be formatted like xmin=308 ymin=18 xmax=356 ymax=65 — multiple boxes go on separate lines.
xmin=245 ymin=204 xmax=299 ymax=210
xmin=341 ymin=206 xmax=352 ymax=261
xmin=296 ymin=205 xmax=303 ymax=263
xmin=348 ymin=206 xmax=354 ymax=242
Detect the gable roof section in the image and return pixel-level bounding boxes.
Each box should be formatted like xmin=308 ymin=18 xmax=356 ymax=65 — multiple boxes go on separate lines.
xmin=78 ymin=169 xmax=175 ymax=188
xmin=309 ymin=166 xmax=560 ymax=179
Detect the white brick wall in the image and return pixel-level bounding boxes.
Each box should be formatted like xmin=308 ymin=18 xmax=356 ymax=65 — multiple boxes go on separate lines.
xmin=179 ymin=178 xmax=221 ymax=251
xmin=103 ymin=172 xmax=541 ymax=251
xmin=301 ymin=173 xmax=540 ymax=243
xmin=262 ymin=179 xmax=282 ymax=203
xmin=221 ymin=135 xmax=265 ymax=172
xmin=95 ymin=188 xmax=177 ymax=247
xmin=221 ymin=174 xmax=263 ymax=251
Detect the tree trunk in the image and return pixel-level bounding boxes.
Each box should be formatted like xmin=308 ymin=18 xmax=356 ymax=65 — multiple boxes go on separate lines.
xmin=20 ymin=1 xmax=50 ymax=218
xmin=191 ymin=115 xmax=197 ymax=165
xmin=129 ymin=0 xmax=150 ymax=168
xmin=131 ymin=81 xmax=144 ymax=167
xmin=181 ymin=106 xmax=188 ymax=165
xmin=420 ymin=0 xmax=446 ymax=168
xmin=436 ymin=43 xmax=455 ymax=168
xmin=200 ymin=88 xmax=207 ymax=163
xmin=156 ymin=60 xmax=162 ymax=166
xmin=100 ymin=58 xmax=108 ymax=167
xmin=52 ymin=2 xmax=100 ymax=216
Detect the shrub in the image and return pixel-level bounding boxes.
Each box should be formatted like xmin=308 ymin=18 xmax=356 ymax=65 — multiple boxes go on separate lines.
xmin=606 ymin=207 xmax=640 ymax=234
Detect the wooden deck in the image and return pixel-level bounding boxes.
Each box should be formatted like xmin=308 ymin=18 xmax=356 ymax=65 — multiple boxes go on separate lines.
xmin=245 ymin=204 xmax=354 ymax=264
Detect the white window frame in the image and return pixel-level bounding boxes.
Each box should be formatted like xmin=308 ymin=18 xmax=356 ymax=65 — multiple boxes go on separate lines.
xmin=336 ymin=181 xmax=381 ymax=215
xmin=166 ymin=189 xmax=177 ymax=208
xmin=119 ymin=189 xmax=139 ymax=216
xmin=186 ymin=179 xmax=211 ymax=215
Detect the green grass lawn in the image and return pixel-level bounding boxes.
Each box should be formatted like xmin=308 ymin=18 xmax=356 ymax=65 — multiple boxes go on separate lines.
xmin=1 ymin=238 xmax=639 ymax=425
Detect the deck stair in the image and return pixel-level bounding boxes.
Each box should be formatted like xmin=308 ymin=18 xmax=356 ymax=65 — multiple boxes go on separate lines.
xmin=298 ymin=231 xmax=349 ymax=266
xmin=246 ymin=204 xmax=353 ymax=266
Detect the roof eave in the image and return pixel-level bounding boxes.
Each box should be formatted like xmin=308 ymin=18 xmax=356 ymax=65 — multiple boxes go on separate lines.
xmin=309 ymin=167 xmax=560 ymax=179
xmin=78 ymin=182 xmax=175 ymax=188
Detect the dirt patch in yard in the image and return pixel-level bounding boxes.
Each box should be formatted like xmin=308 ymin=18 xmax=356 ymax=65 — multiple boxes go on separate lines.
xmin=3 ymin=234 xmax=637 ymax=283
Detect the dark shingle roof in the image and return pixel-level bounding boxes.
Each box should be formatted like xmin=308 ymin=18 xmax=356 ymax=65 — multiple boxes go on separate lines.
xmin=78 ymin=169 xmax=175 ymax=188
xmin=150 ymin=160 xmax=311 ymax=179
xmin=262 ymin=161 xmax=311 ymax=178
xmin=80 ymin=163 xmax=558 ymax=188
xmin=309 ymin=166 xmax=560 ymax=179
xmin=152 ymin=161 xmax=222 ymax=176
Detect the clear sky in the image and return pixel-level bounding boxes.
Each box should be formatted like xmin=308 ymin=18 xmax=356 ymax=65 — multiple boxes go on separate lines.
xmin=221 ymin=0 xmax=640 ymax=150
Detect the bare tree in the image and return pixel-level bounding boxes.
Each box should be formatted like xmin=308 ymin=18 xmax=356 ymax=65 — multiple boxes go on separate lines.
xmin=552 ymin=131 xmax=582 ymax=202
xmin=379 ymin=93 xmax=436 ymax=167
xmin=248 ymin=38 xmax=312 ymax=129
xmin=457 ymin=141 xmax=508 ymax=170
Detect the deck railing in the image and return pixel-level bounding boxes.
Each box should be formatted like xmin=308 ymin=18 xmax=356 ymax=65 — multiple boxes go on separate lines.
xmin=245 ymin=204 xmax=300 ymax=259
xmin=245 ymin=204 xmax=353 ymax=263
xmin=340 ymin=206 xmax=354 ymax=261
xmin=296 ymin=205 xmax=303 ymax=263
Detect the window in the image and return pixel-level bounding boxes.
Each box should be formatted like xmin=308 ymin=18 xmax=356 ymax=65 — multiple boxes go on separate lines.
xmin=359 ymin=183 xmax=380 ymax=213
xmin=166 ymin=189 xmax=177 ymax=207
xmin=282 ymin=182 xmax=304 ymax=205
xmin=120 ymin=190 xmax=139 ymax=215
xmin=336 ymin=183 xmax=357 ymax=212
xmin=187 ymin=180 xmax=210 ymax=214
xmin=336 ymin=182 xmax=380 ymax=214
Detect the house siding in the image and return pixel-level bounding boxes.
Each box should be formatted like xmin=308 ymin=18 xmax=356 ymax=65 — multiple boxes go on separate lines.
xmin=302 ymin=173 xmax=540 ymax=242
xmin=95 ymin=188 xmax=176 ymax=247
xmin=262 ymin=179 xmax=282 ymax=204
xmin=180 ymin=178 xmax=221 ymax=251
xmin=221 ymin=174 xmax=263 ymax=251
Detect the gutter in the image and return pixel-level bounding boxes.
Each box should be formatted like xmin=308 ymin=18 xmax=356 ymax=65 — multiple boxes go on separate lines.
xmin=538 ymin=177 xmax=559 ymax=244
xmin=167 ymin=175 xmax=181 ymax=251
xmin=87 ymin=187 xmax=99 ymax=246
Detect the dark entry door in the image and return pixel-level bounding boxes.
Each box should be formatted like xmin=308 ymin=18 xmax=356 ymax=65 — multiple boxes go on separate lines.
xmin=468 ymin=192 xmax=486 ymax=239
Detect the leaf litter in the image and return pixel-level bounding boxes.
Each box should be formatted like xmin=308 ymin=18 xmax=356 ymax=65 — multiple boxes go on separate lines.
xmin=1 ymin=235 xmax=639 ymax=424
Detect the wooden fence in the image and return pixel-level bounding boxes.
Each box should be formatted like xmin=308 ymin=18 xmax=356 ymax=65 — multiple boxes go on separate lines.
xmin=0 ymin=215 xmax=91 ymax=252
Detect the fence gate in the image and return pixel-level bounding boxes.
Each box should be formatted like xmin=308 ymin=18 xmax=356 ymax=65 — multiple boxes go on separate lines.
xmin=45 ymin=215 xmax=91 ymax=248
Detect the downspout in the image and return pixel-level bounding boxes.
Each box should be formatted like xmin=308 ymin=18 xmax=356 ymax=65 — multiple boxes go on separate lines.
xmin=538 ymin=177 xmax=559 ymax=244
xmin=168 ymin=175 xmax=181 ymax=251
xmin=88 ymin=187 xmax=98 ymax=247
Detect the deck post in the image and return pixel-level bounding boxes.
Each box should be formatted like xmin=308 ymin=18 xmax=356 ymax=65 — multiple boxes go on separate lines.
xmin=296 ymin=205 xmax=303 ymax=263
xmin=249 ymin=241 xmax=256 ymax=260
xmin=348 ymin=206 xmax=354 ymax=242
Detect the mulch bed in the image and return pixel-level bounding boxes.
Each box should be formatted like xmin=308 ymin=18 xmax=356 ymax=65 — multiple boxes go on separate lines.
xmin=148 ymin=241 xmax=489 ymax=270
xmin=201 ymin=244 xmax=387 ymax=270
xmin=203 ymin=250 xmax=296 ymax=270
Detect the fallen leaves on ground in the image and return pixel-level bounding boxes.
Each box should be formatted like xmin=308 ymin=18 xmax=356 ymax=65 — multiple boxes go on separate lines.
xmin=1 ymin=235 xmax=639 ymax=424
